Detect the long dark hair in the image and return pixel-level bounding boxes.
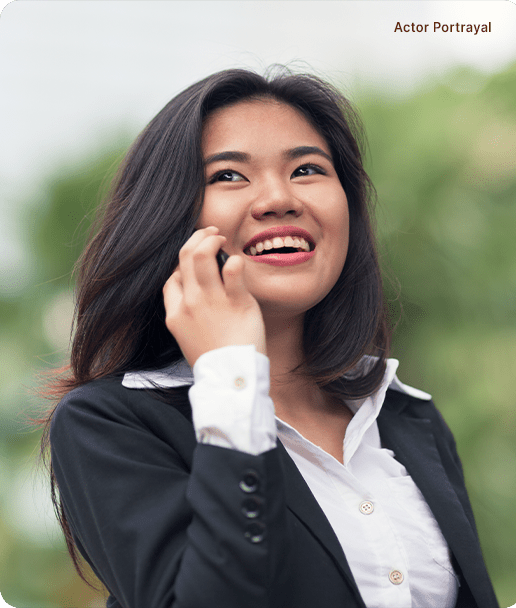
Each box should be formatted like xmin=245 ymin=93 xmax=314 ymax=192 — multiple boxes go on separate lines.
xmin=39 ymin=67 xmax=389 ymax=585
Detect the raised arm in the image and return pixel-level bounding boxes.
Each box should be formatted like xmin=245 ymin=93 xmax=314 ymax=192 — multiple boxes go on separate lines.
xmin=50 ymin=370 xmax=290 ymax=608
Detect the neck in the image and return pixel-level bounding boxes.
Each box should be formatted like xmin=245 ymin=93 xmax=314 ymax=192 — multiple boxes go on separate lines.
xmin=263 ymin=312 xmax=331 ymax=421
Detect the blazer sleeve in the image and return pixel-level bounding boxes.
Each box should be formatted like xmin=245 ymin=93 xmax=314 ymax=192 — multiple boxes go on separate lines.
xmin=50 ymin=378 xmax=290 ymax=608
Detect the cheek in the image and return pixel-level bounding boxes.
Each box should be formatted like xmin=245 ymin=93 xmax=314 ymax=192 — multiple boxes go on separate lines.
xmin=196 ymin=194 xmax=221 ymax=229
xmin=327 ymin=195 xmax=350 ymax=271
xmin=325 ymin=192 xmax=349 ymax=242
xmin=196 ymin=195 xmax=237 ymax=238
xmin=338 ymin=195 xmax=350 ymax=242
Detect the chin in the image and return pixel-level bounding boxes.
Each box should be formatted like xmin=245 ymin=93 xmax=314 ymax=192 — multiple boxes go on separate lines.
xmin=256 ymin=296 xmax=321 ymax=319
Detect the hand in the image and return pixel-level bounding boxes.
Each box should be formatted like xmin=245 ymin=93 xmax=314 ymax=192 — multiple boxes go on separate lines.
xmin=163 ymin=226 xmax=267 ymax=368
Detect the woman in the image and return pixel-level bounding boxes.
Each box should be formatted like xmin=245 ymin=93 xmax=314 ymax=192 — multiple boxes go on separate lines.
xmin=43 ymin=68 xmax=498 ymax=608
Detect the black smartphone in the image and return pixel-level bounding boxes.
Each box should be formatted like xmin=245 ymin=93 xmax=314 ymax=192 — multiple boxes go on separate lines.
xmin=216 ymin=250 xmax=230 ymax=275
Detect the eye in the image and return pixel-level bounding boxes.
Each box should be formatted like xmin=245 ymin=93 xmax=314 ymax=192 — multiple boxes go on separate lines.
xmin=291 ymin=163 xmax=326 ymax=178
xmin=208 ymin=170 xmax=246 ymax=184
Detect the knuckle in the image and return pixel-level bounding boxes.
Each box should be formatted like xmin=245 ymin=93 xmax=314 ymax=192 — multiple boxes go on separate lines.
xmin=192 ymin=248 xmax=208 ymax=263
xmin=165 ymin=313 xmax=176 ymax=327
xmin=178 ymin=247 xmax=190 ymax=262
xmin=163 ymin=273 xmax=175 ymax=290
xmin=163 ymin=273 xmax=181 ymax=295
xmin=182 ymin=291 xmax=201 ymax=312
xmin=164 ymin=311 xmax=179 ymax=331
xmin=192 ymin=241 xmax=216 ymax=262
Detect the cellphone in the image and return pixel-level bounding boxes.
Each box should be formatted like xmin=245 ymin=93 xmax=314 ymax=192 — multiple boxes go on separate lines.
xmin=216 ymin=249 xmax=230 ymax=275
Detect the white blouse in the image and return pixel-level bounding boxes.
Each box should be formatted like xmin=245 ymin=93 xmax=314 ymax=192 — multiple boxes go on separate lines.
xmin=123 ymin=345 xmax=459 ymax=608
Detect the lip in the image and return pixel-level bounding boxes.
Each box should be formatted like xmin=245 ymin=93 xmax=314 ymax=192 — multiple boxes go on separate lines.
xmin=242 ymin=225 xmax=316 ymax=251
xmin=250 ymin=250 xmax=315 ymax=266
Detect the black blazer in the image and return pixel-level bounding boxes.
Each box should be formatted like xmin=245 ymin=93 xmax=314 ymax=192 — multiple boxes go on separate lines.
xmin=50 ymin=375 xmax=499 ymax=608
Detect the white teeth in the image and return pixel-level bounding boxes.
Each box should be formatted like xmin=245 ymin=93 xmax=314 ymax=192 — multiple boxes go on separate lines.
xmin=247 ymin=235 xmax=313 ymax=255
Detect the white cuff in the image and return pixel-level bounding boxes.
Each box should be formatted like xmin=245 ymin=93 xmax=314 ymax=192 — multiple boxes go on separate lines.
xmin=188 ymin=345 xmax=277 ymax=455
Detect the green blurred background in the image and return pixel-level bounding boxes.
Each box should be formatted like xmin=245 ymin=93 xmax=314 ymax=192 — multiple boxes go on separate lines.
xmin=1 ymin=2 xmax=515 ymax=607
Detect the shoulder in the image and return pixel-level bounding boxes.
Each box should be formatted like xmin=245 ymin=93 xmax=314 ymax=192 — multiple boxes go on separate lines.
xmin=52 ymin=375 xmax=146 ymax=425
xmin=381 ymin=359 xmax=455 ymax=440
xmin=50 ymin=375 xmax=194 ymax=450
xmin=384 ymin=385 xmax=448 ymax=423
xmin=55 ymin=374 xmax=129 ymax=408
xmin=383 ymin=385 xmax=459 ymax=456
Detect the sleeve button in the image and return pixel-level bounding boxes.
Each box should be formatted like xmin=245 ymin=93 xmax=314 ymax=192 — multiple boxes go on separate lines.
xmin=239 ymin=470 xmax=260 ymax=493
xmin=234 ymin=376 xmax=246 ymax=390
xmin=242 ymin=497 xmax=262 ymax=519
xmin=244 ymin=522 xmax=266 ymax=543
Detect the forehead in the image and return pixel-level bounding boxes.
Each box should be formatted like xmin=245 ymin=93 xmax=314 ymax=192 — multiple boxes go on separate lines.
xmin=202 ymin=100 xmax=330 ymax=156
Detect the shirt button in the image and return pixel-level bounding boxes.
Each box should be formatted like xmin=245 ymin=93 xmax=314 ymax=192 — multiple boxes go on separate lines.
xmin=234 ymin=376 xmax=246 ymax=390
xmin=359 ymin=500 xmax=374 ymax=515
xmin=239 ymin=470 xmax=260 ymax=493
xmin=389 ymin=570 xmax=404 ymax=585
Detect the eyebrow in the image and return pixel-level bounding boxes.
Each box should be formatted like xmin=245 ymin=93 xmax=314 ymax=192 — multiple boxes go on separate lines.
xmin=203 ymin=146 xmax=333 ymax=166
xmin=285 ymin=146 xmax=333 ymax=163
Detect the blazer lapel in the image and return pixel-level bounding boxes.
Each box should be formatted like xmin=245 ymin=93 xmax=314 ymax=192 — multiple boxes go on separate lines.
xmin=276 ymin=440 xmax=367 ymax=608
xmin=378 ymin=393 xmax=498 ymax=608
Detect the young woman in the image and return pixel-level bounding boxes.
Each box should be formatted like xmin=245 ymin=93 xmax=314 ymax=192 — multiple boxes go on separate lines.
xmin=44 ymin=68 xmax=499 ymax=608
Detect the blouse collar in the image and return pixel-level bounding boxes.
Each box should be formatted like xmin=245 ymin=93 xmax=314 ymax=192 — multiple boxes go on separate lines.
xmin=122 ymin=355 xmax=432 ymax=402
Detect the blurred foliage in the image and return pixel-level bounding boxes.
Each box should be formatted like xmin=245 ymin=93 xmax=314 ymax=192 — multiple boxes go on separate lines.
xmin=1 ymin=63 xmax=515 ymax=607
xmin=360 ymin=64 xmax=516 ymax=606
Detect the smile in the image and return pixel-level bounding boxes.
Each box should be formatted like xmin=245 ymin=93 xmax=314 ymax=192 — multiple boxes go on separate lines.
xmin=248 ymin=249 xmax=315 ymax=266
xmin=244 ymin=236 xmax=313 ymax=257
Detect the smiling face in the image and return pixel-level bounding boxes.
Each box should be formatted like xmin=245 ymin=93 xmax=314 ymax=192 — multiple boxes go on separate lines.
xmin=198 ymin=99 xmax=349 ymax=319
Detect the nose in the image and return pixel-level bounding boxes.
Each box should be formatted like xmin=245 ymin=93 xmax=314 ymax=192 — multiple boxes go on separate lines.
xmin=250 ymin=176 xmax=303 ymax=220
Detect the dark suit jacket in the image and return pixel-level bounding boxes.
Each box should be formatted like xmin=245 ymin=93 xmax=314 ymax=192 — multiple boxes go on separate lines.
xmin=50 ymin=375 xmax=499 ymax=608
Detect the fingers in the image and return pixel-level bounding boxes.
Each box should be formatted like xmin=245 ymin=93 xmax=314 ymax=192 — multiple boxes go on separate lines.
xmin=163 ymin=227 xmax=266 ymax=361
xmin=178 ymin=225 xmax=220 ymax=259
xmin=221 ymin=255 xmax=248 ymax=302
xmin=167 ymin=225 xmax=253 ymax=314
xmin=179 ymin=226 xmax=226 ymax=293
xmin=163 ymin=267 xmax=183 ymax=319
xmin=191 ymin=236 xmax=227 ymax=290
